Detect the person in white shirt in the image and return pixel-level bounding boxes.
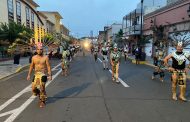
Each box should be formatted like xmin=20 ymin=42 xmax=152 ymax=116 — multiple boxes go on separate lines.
xmin=101 ymin=43 xmax=109 ymax=70
xmin=123 ymin=44 xmax=129 ymax=62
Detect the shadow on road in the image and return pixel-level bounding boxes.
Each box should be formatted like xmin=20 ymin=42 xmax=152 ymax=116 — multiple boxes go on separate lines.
xmin=46 ymin=82 xmax=91 ymax=104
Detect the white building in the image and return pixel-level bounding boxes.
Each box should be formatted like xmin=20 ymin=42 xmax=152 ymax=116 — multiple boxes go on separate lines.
xmin=106 ymin=23 xmax=122 ymax=43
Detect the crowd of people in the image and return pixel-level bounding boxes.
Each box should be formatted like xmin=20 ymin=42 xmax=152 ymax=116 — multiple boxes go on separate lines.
xmin=26 ymin=39 xmax=190 ymax=109
xmin=90 ymin=40 xmax=190 ymax=102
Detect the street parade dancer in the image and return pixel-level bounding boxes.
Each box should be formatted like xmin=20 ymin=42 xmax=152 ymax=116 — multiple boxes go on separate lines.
xmin=152 ymin=45 xmax=166 ymax=82
xmin=123 ymin=44 xmax=129 ymax=62
xmin=101 ymin=43 xmax=109 ymax=70
xmin=94 ymin=44 xmax=99 ymax=62
xmin=62 ymin=48 xmax=70 ymax=76
xmin=164 ymin=40 xmax=190 ymax=101
xmin=27 ymin=42 xmax=52 ymax=108
xmin=110 ymin=43 xmax=121 ymax=83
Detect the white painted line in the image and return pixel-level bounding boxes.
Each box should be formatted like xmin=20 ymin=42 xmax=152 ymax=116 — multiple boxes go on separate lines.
xmin=98 ymin=58 xmax=102 ymax=63
xmin=0 ymin=109 xmax=18 ymax=118
xmin=109 ymin=70 xmax=129 ymax=87
xmin=118 ymin=77 xmax=130 ymax=87
xmin=4 ymin=69 xmax=62 ymax=122
xmin=52 ymin=63 xmax=62 ymax=70
xmin=0 ymin=85 xmax=31 ymax=112
xmin=0 ymin=62 xmax=61 ymax=112
xmin=98 ymin=58 xmax=129 ymax=88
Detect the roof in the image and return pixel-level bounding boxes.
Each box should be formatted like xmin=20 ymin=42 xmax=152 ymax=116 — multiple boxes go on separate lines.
xmin=21 ymin=0 xmax=43 ymax=25
xmin=40 ymin=11 xmax=63 ymax=19
xmin=60 ymin=24 xmax=70 ymax=32
xmin=37 ymin=11 xmax=48 ymax=19
xmin=123 ymin=9 xmax=142 ymax=20
xmin=144 ymin=0 xmax=189 ymax=18
xmin=27 ymin=0 xmax=40 ymax=7
xmin=46 ymin=20 xmax=55 ymax=25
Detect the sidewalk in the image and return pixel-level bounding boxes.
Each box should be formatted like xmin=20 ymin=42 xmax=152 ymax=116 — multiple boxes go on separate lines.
xmin=0 ymin=57 xmax=30 ymax=80
xmin=127 ymin=54 xmax=190 ymax=79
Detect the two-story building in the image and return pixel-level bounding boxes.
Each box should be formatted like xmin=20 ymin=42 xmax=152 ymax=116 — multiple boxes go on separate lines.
xmin=143 ymin=0 xmax=190 ymax=56
xmin=122 ymin=0 xmax=167 ymax=53
xmin=0 ymin=0 xmax=45 ymax=43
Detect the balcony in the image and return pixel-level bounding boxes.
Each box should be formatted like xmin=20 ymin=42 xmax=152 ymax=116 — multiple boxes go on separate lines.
xmin=123 ymin=24 xmax=141 ymax=36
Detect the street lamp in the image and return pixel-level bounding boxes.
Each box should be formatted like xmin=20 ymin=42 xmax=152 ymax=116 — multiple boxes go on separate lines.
xmin=140 ymin=0 xmax=144 ymax=38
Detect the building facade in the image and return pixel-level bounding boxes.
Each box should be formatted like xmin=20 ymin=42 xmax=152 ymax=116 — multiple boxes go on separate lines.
xmin=106 ymin=23 xmax=122 ymax=43
xmin=40 ymin=11 xmax=63 ymax=33
xmin=143 ymin=0 xmax=190 ymax=56
xmin=97 ymin=31 xmax=106 ymax=44
xmin=0 ymin=0 xmax=46 ymax=43
xmin=167 ymin=0 xmax=180 ymax=4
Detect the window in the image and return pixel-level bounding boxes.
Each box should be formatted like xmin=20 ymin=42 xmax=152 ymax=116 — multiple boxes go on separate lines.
xmin=31 ymin=12 xmax=34 ymax=30
xmin=37 ymin=20 xmax=40 ymax=42
xmin=26 ymin=7 xmax=30 ymax=28
xmin=16 ymin=1 xmax=21 ymax=24
xmin=7 ymin=0 xmax=14 ymax=22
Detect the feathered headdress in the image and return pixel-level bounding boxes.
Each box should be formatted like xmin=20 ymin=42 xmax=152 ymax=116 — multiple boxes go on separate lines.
xmin=169 ymin=32 xmax=190 ymax=48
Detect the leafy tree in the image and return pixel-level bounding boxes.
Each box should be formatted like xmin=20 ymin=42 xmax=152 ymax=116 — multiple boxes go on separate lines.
xmin=115 ymin=29 xmax=124 ymax=49
xmin=42 ymin=33 xmax=55 ymax=47
xmin=0 ymin=22 xmax=33 ymax=45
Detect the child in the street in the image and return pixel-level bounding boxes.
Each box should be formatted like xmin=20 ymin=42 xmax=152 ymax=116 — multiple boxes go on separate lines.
xmin=152 ymin=59 xmax=166 ymax=82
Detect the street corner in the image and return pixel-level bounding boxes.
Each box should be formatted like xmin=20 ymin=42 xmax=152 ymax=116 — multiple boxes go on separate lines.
xmin=145 ymin=62 xmax=156 ymax=68
xmin=132 ymin=59 xmax=146 ymax=64
xmin=15 ymin=64 xmax=30 ymax=73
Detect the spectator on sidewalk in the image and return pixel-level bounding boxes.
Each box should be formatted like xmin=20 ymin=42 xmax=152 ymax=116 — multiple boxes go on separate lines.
xmin=134 ymin=46 xmax=142 ymax=65
xmin=13 ymin=49 xmax=21 ymax=65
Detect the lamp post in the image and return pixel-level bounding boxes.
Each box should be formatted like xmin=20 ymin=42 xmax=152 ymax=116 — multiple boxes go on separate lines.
xmin=140 ymin=0 xmax=144 ymax=40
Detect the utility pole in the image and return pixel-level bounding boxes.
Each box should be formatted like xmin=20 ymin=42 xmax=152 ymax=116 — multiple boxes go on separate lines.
xmin=140 ymin=0 xmax=144 ymax=44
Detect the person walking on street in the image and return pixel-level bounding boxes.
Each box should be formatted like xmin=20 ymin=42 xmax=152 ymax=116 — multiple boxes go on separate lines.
xmin=123 ymin=44 xmax=129 ymax=63
xmin=61 ymin=48 xmax=70 ymax=76
xmin=94 ymin=45 xmax=99 ymax=62
xmin=110 ymin=43 xmax=121 ymax=83
xmin=152 ymin=48 xmax=166 ymax=82
xmin=27 ymin=42 xmax=52 ymax=107
xmin=101 ymin=43 xmax=109 ymax=70
xmin=164 ymin=41 xmax=190 ymax=102
xmin=134 ymin=46 xmax=142 ymax=65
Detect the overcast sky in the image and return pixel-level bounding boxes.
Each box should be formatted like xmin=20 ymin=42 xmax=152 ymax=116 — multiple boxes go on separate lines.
xmin=35 ymin=0 xmax=141 ymax=38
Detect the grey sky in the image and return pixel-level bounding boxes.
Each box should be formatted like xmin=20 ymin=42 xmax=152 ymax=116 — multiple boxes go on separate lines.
xmin=35 ymin=0 xmax=140 ymax=38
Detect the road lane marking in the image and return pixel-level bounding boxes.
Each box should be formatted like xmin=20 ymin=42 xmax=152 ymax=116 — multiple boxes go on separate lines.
xmin=5 ymin=69 xmax=62 ymax=122
xmin=108 ymin=70 xmax=129 ymax=87
xmin=0 ymin=63 xmax=61 ymax=112
xmin=0 ymin=86 xmax=31 ymax=112
xmin=98 ymin=58 xmax=130 ymax=88
xmin=0 ymin=109 xmax=18 ymax=118
xmin=0 ymin=63 xmax=62 ymax=122
xmin=98 ymin=58 xmax=102 ymax=63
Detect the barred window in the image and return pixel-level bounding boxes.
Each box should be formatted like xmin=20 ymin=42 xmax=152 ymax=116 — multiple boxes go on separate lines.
xmin=16 ymin=1 xmax=21 ymax=24
xmin=31 ymin=12 xmax=34 ymax=30
xmin=26 ymin=7 xmax=30 ymax=28
xmin=7 ymin=0 xmax=14 ymax=22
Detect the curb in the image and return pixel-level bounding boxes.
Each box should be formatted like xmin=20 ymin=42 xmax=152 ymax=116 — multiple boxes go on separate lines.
xmin=15 ymin=64 xmax=30 ymax=73
xmin=127 ymin=57 xmax=190 ymax=79
xmin=0 ymin=64 xmax=30 ymax=80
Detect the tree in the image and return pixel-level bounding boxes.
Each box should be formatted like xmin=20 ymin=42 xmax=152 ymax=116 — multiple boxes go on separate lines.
xmin=42 ymin=33 xmax=55 ymax=47
xmin=0 ymin=22 xmax=33 ymax=45
xmin=139 ymin=35 xmax=151 ymax=46
xmin=115 ymin=29 xmax=124 ymax=49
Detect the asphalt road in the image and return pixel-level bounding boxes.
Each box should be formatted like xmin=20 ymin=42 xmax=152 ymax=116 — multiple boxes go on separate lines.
xmin=0 ymin=51 xmax=190 ymax=122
